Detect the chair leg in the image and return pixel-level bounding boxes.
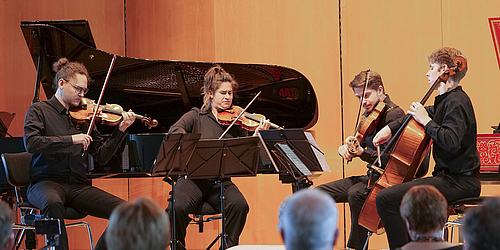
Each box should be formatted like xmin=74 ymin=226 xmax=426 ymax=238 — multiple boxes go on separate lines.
xmin=66 ymin=221 xmax=94 ymax=250
xmin=363 ymin=231 xmax=372 ymax=250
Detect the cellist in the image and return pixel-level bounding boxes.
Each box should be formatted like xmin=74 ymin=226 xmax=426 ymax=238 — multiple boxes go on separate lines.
xmin=373 ymin=47 xmax=481 ymax=249
xmin=316 ymin=69 xmax=405 ymax=250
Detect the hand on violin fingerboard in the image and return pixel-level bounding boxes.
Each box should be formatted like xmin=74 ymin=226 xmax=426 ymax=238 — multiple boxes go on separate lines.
xmin=252 ymin=118 xmax=271 ymax=136
xmin=119 ymin=109 xmax=136 ymax=132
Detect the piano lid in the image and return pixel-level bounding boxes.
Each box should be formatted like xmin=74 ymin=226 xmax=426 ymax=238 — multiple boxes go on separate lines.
xmin=21 ymin=20 xmax=318 ymax=133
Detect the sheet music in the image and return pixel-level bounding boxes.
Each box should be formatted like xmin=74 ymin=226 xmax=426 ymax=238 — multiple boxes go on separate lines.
xmin=304 ymin=132 xmax=331 ymax=172
xmin=276 ymin=143 xmax=312 ymax=176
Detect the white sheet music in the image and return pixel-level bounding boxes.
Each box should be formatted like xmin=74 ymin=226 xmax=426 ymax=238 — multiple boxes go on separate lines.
xmin=276 ymin=143 xmax=312 ymax=176
xmin=304 ymin=132 xmax=331 ymax=172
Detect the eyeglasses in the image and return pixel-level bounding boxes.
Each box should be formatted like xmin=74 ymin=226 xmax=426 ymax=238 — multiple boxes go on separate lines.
xmin=62 ymin=78 xmax=89 ymax=95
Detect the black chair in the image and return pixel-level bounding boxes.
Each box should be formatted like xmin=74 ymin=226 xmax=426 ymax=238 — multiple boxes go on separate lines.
xmin=441 ymin=165 xmax=500 ymax=244
xmin=1 ymin=152 xmax=94 ymax=250
xmin=189 ymin=202 xmax=222 ymax=234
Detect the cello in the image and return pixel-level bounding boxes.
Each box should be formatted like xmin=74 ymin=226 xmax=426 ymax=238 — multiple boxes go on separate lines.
xmin=358 ymin=56 xmax=467 ymax=234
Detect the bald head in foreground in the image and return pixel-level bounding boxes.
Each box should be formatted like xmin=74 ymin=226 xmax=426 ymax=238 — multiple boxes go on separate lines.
xmin=278 ymin=189 xmax=339 ymax=250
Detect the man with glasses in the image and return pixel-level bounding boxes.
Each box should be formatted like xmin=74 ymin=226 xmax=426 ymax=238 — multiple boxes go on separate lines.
xmin=24 ymin=58 xmax=136 ymax=250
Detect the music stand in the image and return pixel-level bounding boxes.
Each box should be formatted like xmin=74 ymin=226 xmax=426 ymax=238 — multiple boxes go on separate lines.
xmin=258 ymin=128 xmax=328 ymax=192
xmin=187 ymin=136 xmax=260 ymax=250
xmin=0 ymin=112 xmax=15 ymax=137
xmin=150 ymin=133 xmax=201 ymax=250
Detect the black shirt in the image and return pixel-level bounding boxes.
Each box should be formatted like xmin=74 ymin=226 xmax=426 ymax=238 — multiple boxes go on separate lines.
xmin=168 ymin=107 xmax=248 ymax=139
xmin=24 ymin=96 xmax=128 ymax=184
xmin=388 ymin=86 xmax=480 ymax=175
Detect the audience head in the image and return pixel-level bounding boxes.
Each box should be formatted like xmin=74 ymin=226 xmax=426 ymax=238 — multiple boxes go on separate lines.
xmin=278 ymin=189 xmax=339 ymax=250
xmin=0 ymin=200 xmax=14 ymax=250
xmin=463 ymin=196 xmax=500 ymax=250
xmin=277 ymin=194 xmax=292 ymax=231
xmin=399 ymin=185 xmax=447 ymax=239
xmin=106 ymin=197 xmax=170 ymax=250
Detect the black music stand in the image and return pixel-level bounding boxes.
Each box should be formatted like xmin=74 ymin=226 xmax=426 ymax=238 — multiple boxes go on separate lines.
xmin=150 ymin=133 xmax=201 ymax=250
xmin=187 ymin=136 xmax=260 ymax=250
xmin=0 ymin=112 xmax=15 ymax=137
xmin=258 ymin=128 xmax=327 ymax=192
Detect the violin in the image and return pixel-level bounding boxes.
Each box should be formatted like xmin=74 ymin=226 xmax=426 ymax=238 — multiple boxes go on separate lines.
xmin=69 ymin=97 xmax=158 ymax=128
xmin=217 ymin=105 xmax=282 ymax=131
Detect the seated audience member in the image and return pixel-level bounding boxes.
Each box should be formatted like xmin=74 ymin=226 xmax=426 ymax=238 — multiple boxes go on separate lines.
xmin=0 ymin=200 xmax=14 ymax=250
xmin=276 ymin=194 xmax=292 ymax=231
xmin=397 ymin=185 xmax=461 ymax=250
xmin=462 ymin=196 xmax=500 ymax=250
xmin=106 ymin=197 xmax=170 ymax=250
xmin=278 ymin=189 xmax=339 ymax=250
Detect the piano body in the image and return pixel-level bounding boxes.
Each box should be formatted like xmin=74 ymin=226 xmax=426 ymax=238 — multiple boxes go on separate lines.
xmin=17 ymin=20 xmax=320 ymax=182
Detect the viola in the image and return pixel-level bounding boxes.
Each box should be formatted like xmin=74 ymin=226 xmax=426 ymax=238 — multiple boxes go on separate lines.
xmin=217 ymin=106 xmax=282 ymax=131
xmin=69 ymin=98 xmax=158 ymax=128
xmin=346 ymin=101 xmax=387 ymax=155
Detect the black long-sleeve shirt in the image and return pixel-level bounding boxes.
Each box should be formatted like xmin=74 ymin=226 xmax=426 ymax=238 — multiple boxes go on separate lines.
xmin=23 ymin=96 xmax=128 ymax=184
xmin=388 ymin=86 xmax=480 ymax=175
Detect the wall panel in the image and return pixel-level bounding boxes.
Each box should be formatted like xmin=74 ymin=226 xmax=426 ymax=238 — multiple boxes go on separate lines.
xmin=125 ymin=0 xmax=215 ymax=61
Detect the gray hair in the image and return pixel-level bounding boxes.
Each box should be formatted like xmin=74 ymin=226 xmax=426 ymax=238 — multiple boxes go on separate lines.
xmin=0 ymin=200 xmax=13 ymax=249
xmin=279 ymin=189 xmax=338 ymax=250
xmin=106 ymin=197 xmax=170 ymax=250
xmin=463 ymin=196 xmax=500 ymax=250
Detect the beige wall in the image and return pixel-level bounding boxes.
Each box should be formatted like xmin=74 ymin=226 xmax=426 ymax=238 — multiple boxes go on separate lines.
xmin=2 ymin=0 xmax=500 ymax=249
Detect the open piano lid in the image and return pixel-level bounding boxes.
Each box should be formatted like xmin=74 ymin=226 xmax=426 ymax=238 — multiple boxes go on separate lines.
xmin=21 ymin=20 xmax=318 ymax=133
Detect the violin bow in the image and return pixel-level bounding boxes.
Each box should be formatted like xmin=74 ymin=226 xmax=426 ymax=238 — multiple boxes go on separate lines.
xmin=82 ymin=55 xmax=117 ymax=155
xmin=218 ymin=91 xmax=261 ymax=140
xmin=346 ymin=69 xmax=371 ymax=164
xmin=353 ymin=69 xmax=371 ymax=134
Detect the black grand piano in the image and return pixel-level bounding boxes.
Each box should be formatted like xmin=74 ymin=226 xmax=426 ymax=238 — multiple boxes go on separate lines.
xmin=11 ymin=20 xmax=319 ymax=185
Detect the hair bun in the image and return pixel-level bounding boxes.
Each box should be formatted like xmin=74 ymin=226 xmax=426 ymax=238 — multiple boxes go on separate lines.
xmin=52 ymin=58 xmax=70 ymax=72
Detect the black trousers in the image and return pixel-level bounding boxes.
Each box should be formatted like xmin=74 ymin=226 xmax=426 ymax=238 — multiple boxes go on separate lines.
xmin=27 ymin=180 xmax=126 ymax=250
xmin=316 ymin=175 xmax=370 ymax=250
xmin=376 ymin=173 xmax=481 ymax=250
xmin=167 ymin=177 xmax=249 ymax=248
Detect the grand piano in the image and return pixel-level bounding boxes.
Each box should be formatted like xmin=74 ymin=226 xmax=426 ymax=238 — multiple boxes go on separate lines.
xmin=16 ymin=19 xmax=320 ymax=183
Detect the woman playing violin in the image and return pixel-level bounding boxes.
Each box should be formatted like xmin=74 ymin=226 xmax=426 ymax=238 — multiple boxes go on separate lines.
xmin=167 ymin=65 xmax=270 ymax=249
xmin=316 ymin=69 xmax=405 ymax=250
xmin=373 ymin=47 xmax=481 ymax=249
xmin=23 ymin=58 xmax=136 ymax=250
